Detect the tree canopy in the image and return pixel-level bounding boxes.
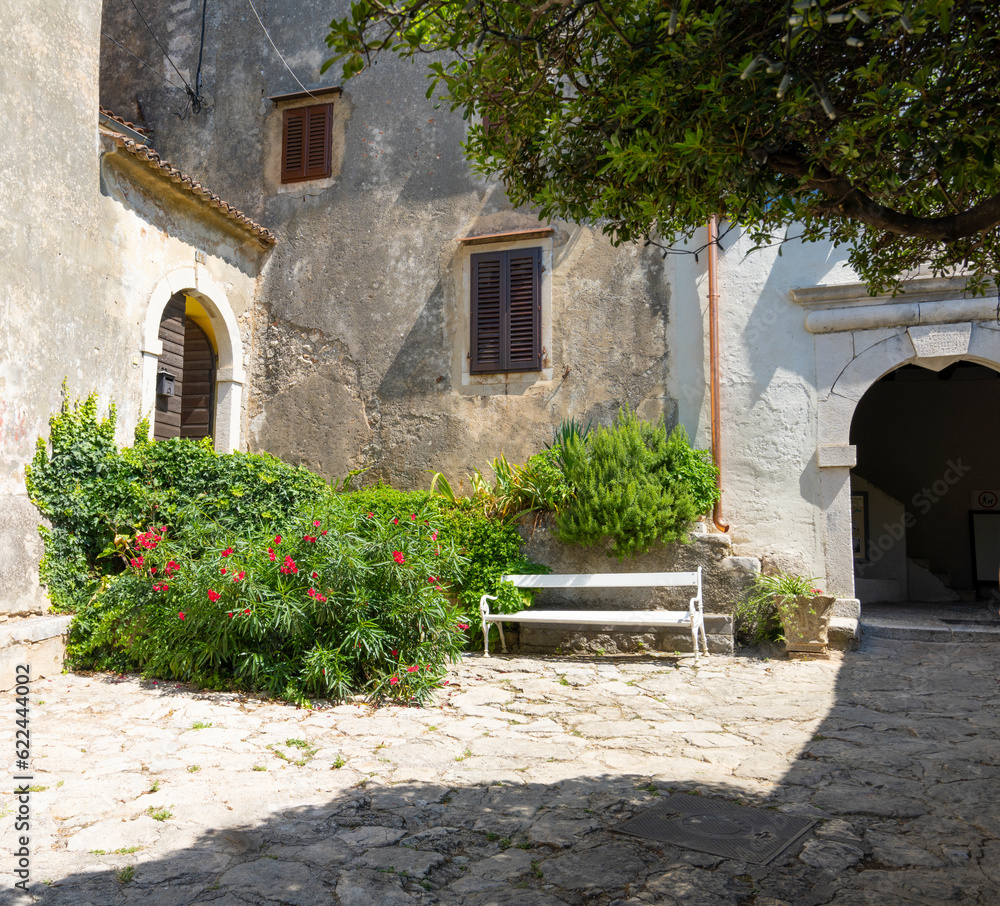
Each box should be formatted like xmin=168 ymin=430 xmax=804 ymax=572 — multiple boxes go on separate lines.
xmin=325 ymin=2 xmax=1000 ymax=292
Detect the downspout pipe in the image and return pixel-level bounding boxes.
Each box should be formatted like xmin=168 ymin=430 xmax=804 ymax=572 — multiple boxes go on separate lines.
xmin=707 ymin=215 xmax=729 ymax=533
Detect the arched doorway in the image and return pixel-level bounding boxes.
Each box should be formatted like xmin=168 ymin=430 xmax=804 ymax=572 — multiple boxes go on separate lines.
xmin=152 ymin=292 xmax=218 ymax=441
xmin=141 ymin=267 xmax=245 ymax=452
xmin=849 ymin=361 xmax=1000 ymax=604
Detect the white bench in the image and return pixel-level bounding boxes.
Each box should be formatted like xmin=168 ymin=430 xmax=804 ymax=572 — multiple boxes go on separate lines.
xmin=479 ymin=568 xmax=708 ymax=663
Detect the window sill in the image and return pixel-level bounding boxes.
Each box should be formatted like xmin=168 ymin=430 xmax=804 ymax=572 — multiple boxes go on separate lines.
xmin=462 ymin=368 xmax=553 ymax=388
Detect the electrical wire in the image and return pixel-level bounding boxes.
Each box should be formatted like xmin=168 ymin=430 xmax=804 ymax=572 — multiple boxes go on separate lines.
xmin=245 ymin=0 xmax=319 ymax=98
xmin=127 ymin=0 xmax=202 ymax=110
xmin=100 ymin=31 xmax=186 ymax=92
xmin=194 ymin=0 xmax=209 ymax=111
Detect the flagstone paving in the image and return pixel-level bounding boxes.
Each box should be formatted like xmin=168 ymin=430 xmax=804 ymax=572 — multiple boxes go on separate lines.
xmin=2 ymin=635 xmax=999 ymax=904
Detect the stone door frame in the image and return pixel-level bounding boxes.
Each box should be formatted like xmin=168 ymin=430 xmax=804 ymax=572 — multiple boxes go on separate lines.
xmin=793 ymin=277 xmax=1000 ymax=602
xmin=141 ymin=266 xmax=245 ymax=452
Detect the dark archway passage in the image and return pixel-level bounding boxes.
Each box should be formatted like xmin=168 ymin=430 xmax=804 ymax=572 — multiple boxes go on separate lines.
xmin=850 ymin=361 xmax=1000 ymax=603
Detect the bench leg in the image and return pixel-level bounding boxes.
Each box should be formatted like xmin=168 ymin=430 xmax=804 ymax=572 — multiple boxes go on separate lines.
xmin=496 ymin=621 xmax=508 ymax=654
xmin=699 ymin=621 xmax=709 ymax=657
xmin=482 ymin=617 xmax=491 ymax=658
xmin=691 ymin=621 xmax=700 ymax=665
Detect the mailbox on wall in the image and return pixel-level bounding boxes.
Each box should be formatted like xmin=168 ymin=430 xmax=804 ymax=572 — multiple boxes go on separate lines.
xmin=156 ymin=371 xmax=176 ymax=397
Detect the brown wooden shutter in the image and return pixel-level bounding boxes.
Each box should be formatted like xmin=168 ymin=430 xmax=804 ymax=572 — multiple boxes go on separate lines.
xmin=506 ymin=248 xmax=542 ymax=371
xmin=281 ymin=108 xmax=306 ymax=182
xmin=470 ymin=248 xmax=542 ymax=373
xmin=282 ymin=104 xmax=332 ymax=183
xmin=305 ymin=104 xmax=332 ymax=179
xmin=471 ymin=252 xmax=503 ymax=373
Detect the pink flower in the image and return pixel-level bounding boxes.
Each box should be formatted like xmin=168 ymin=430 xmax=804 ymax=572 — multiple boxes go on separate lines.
xmin=406 ymin=666 xmax=418 ymax=673
xmin=389 ymin=677 xmax=399 ymax=686
xmin=442 ymin=680 xmax=449 ymax=686
xmin=431 ymin=532 xmax=437 ymax=542
xmin=367 ymin=512 xmax=373 ymax=519
xmin=221 ymin=547 xmax=233 ymax=557
xmin=457 ymin=623 xmax=469 ymax=631
xmin=410 ymin=514 xmax=416 ymax=521
xmin=207 ymin=589 xmax=221 ymax=603
xmin=811 ymin=588 xmax=824 ymax=594
xmin=274 ymin=535 xmax=282 ymax=545
xmin=280 ymin=554 xmax=299 ymax=575
xmin=393 ymin=551 xmax=405 ymax=565
xmin=267 ymin=547 xmax=276 ymax=561
xmin=178 ymin=611 xmax=186 ymax=620
xmin=313 ymin=520 xmax=321 ymax=527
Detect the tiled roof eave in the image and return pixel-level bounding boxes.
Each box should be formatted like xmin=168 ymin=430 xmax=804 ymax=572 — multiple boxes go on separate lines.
xmin=106 ymin=133 xmax=277 ymax=246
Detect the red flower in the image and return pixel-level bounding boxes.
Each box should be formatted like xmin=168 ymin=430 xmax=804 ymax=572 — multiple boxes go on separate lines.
xmin=313 ymin=520 xmax=321 ymax=527
xmin=207 ymin=589 xmax=221 ymax=603
xmin=442 ymin=680 xmax=449 ymax=686
xmin=165 ymin=560 xmax=181 ymax=575
xmin=221 ymin=547 xmax=233 ymax=557
xmin=244 ymin=608 xmax=250 ymax=615
xmin=406 ymin=666 xmax=418 ymax=673
xmin=389 ymin=676 xmax=399 ymax=685
xmin=280 ymin=554 xmax=298 ymax=575
xmin=457 ymin=623 xmax=469 ymax=631
xmin=312 ymin=571 xmax=318 ymax=579
xmin=393 ymin=518 xmax=399 ymax=525
xmin=274 ymin=535 xmax=282 ymax=545
xmin=811 ymin=588 xmax=824 ymax=595
xmin=233 ymin=571 xmax=245 ymax=582
xmin=393 ymin=551 xmax=405 ymax=565
xmin=178 ymin=611 xmax=186 ymax=620
xmin=321 ymin=530 xmax=328 ymax=536
xmin=130 ymin=556 xmax=144 ymax=569
xmin=431 ymin=532 xmax=438 ymax=541
xmin=220 ymin=567 xmax=227 ymax=575
xmin=228 ymin=612 xmax=234 ymax=619
xmin=303 ymin=534 xmax=316 ymax=543
xmin=391 ymin=649 xmax=398 ymax=657
xmin=367 ymin=512 xmax=373 ymax=519
xmin=151 ymin=567 xmax=157 ymax=574
xmin=410 ymin=514 xmax=416 ymax=521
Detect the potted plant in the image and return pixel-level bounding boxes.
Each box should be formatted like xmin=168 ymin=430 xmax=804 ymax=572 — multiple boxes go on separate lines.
xmin=751 ymin=571 xmax=837 ymax=656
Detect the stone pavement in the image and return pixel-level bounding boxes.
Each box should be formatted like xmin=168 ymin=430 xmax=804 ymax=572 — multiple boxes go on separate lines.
xmin=2 ymin=636 xmax=999 ymax=904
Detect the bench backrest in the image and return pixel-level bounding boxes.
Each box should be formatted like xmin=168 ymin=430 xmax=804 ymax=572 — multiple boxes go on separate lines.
xmin=502 ymin=571 xmax=700 ymax=589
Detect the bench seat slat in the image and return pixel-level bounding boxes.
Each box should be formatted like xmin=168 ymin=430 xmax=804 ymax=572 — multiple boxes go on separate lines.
xmin=503 ymin=572 xmax=699 ymax=589
xmin=484 ymin=609 xmax=695 ymax=626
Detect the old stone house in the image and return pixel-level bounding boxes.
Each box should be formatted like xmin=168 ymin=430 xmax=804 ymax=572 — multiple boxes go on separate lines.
xmin=3 ymin=0 xmax=999 ymax=663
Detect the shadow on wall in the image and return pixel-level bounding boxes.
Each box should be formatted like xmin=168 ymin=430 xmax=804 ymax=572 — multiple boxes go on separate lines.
xmin=23 ymin=637 xmax=1000 ymax=903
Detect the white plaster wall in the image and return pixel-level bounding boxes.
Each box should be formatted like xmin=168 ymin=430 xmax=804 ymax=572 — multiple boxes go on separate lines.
xmin=669 ymin=226 xmax=858 ymax=592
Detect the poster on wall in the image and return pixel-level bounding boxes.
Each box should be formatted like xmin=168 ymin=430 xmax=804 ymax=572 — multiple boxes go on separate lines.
xmin=851 ymin=492 xmax=869 ymax=562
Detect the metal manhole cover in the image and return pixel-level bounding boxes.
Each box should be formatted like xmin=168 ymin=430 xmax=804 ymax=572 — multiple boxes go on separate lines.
xmin=614 ymin=794 xmax=814 ymax=865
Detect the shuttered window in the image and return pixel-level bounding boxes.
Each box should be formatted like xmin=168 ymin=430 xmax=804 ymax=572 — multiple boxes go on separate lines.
xmin=471 ymin=248 xmax=542 ymax=373
xmin=281 ymin=104 xmax=332 ymax=183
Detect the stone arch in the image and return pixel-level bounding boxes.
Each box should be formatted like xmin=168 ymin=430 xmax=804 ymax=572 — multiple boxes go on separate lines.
xmin=817 ymin=322 xmax=1000 ymax=601
xmin=141 ymin=267 xmax=245 ymax=452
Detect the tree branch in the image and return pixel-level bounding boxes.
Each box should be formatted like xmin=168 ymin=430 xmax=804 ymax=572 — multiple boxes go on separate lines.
xmin=764 ymin=150 xmax=1000 ymax=241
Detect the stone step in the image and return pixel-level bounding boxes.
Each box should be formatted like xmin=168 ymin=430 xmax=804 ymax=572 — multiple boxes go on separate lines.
xmin=0 ymin=614 xmax=73 ymax=691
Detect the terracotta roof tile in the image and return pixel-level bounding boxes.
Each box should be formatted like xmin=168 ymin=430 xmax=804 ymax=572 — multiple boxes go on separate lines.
xmin=108 ymin=134 xmax=277 ymax=245
xmin=99 ymin=106 xmax=151 ymax=136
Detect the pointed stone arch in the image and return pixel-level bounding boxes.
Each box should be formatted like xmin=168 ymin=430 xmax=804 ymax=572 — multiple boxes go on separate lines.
xmin=141 ymin=266 xmax=245 ymax=452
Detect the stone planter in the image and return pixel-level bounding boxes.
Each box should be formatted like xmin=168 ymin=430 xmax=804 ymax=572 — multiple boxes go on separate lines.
xmin=779 ymin=594 xmax=836 ymax=656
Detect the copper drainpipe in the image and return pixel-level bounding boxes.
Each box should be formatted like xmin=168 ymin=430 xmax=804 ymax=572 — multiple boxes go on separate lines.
xmin=707 ymin=215 xmax=730 ymax=533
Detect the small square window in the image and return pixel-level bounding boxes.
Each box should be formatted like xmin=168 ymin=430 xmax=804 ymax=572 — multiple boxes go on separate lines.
xmin=281 ymin=104 xmax=332 ymax=183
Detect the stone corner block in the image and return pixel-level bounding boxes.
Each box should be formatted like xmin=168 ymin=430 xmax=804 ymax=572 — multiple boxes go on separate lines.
xmin=832 ymin=597 xmax=860 ymax=619
xmin=817 ymin=444 xmax=857 ymax=469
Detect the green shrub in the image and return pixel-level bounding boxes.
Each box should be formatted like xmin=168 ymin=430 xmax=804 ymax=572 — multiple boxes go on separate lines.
xmin=555 ymin=408 xmax=718 ymax=558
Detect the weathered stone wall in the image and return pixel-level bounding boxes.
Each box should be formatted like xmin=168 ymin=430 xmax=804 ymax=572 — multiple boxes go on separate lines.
xmin=98 ymin=0 xmax=675 ymax=489
xmin=0 ymin=0 xmax=266 ymax=613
